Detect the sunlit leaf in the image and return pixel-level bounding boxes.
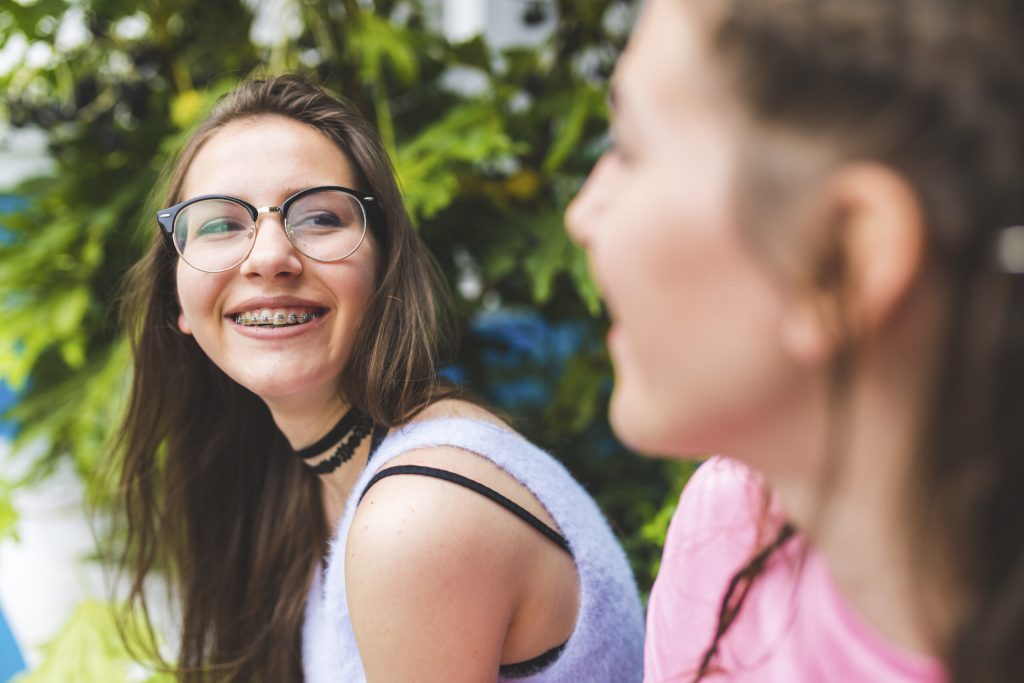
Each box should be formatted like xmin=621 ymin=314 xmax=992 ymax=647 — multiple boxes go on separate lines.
xmin=543 ymin=84 xmax=607 ymax=173
xmin=0 ymin=483 xmax=18 ymax=542
xmin=15 ymin=601 xmax=173 ymax=683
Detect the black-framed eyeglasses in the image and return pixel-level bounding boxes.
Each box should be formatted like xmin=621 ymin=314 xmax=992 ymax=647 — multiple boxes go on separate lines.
xmin=156 ymin=185 xmax=378 ymax=273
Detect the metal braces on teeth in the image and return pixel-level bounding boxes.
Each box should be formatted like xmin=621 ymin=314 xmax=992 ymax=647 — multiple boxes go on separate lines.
xmin=234 ymin=311 xmax=317 ymax=327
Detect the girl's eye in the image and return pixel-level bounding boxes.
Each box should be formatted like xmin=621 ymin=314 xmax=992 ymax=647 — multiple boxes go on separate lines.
xmin=197 ymin=219 xmax=245 ymax=236
xmin=293 ymin=212 xmax=349 ymax=230
xmin=311 ymin=212 xmax=345 ymax=227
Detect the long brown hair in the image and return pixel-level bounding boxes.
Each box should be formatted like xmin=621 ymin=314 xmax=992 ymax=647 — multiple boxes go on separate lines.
xmin=689 ymin=1 xmax=1024 ymax=681
xmin=115 ymin=75 xmax=461 ymax=682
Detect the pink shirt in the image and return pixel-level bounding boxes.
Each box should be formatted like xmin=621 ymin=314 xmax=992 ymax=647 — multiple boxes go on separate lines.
xmin=644 ymin=457 xmax=946 ymax=683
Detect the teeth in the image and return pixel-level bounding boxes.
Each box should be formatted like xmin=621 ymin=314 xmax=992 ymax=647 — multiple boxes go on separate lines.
xmin=233 ymin=307 xmax=321 ymax=327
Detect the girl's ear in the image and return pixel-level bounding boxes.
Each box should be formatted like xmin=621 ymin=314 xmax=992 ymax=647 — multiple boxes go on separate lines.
xmin=780 ymin=163 xmax=925 ymax=366
xmin=178 ymin=310 xmax=193 ymax=335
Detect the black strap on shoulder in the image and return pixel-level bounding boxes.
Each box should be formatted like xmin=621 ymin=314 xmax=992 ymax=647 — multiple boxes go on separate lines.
xmin=359 ymin=464 xmax=572 ymax=556
xmin=499 ymin=641 xmax=567 ymax=678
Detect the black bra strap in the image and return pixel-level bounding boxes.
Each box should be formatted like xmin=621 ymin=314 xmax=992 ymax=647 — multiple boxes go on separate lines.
xmin=499 ymin=641 xmax=567 ymax=678
xmin=359 ymin=464 xmax=572 ymax=556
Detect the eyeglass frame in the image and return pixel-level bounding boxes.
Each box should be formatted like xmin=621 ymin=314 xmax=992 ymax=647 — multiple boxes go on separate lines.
xmin=156 ymin=185 xmax=380 ymax=273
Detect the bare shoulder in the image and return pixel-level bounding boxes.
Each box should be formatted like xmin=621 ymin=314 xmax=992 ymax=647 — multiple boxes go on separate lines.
xmin=347 ymin=404 xmax=580 ymax=679
xmin=409 ymin=397 xmax=510 ymax=429
xmin=385 ymin=410 xmax=563 ymax=536
xmin=346 ymin=456 xmax=544 ymax=583
xmin=345 ymin=462 xmax=529 ymax=681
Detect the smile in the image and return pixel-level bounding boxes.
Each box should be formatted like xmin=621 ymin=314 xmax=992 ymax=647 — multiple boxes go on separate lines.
xmin=232 ymin=307 xmax=325 ymax=327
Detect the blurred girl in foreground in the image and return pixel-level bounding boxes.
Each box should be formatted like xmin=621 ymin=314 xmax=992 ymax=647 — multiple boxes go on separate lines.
xmin=568 ymin=0 xmax=1024 ymax=681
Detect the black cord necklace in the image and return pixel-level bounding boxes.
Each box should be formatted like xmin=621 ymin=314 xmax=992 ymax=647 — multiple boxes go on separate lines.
xmin=290 ymin=407 xmax=388 ymax=475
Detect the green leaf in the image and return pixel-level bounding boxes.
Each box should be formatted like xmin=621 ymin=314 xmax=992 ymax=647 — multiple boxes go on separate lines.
xmin=15 ymin=601 xmax=173 ymax=683
xmin=543 ymin=84 xmax=607 ymax=173
xmin=448 ymin=35 xmax=490 ymax=71
xmin=522 ymin=216 xmax=574 ymax=305
xmin=347 ymin=10 xmax=420 ymax=85
xmin=51 ymin=287 xmax=90 ymax=337
xmin=547 ymin=353 xmax=604 ymax=434
xmin=569 ymin=243 xmax=602 ymax=316
xmin=396 ymin=103 xmax=522 ymax=220
xmin=0 ymin=482 xmax=18 ymax=542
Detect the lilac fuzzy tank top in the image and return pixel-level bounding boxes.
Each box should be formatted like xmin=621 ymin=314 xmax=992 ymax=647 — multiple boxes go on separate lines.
xmin=302 ymin=417 xmax=644 ymax=682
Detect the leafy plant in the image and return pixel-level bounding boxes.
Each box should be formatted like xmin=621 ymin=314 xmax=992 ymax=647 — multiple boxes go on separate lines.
xmin=0 ymin=0 xmax=691 ymax=672
xmin=15 ymin=601 xmax=172 ymax=683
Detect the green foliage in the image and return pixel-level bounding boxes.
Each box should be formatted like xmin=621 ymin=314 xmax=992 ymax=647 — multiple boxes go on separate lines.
xmin=14 ymin=601 xmax=172 ymax=683
xmin=0 ymin=480 xmax=17 ymax=542
xmin=397 ymin=102 xmax=523 ymax=221
xmin=0 ymin=0 xmax=686 ymax=673
xmin=639 ymin=460 xmax=700 ymax=582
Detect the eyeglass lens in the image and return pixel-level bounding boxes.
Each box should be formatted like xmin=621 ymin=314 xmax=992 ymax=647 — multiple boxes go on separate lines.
xmin=173 ymin=190 xmax=367 ymax=272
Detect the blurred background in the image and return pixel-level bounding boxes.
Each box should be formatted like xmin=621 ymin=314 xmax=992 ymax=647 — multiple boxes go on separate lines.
xmin=0 ymin=0 xmax=693 ymax=679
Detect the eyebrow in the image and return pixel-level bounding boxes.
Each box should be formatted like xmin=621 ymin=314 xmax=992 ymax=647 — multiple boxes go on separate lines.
xmin=197 ymin=186 xmax=323 ymax=205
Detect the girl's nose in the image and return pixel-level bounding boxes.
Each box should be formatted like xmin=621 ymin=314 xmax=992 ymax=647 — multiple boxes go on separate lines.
xmin=566 ymin=153 xmax=615 ymax=248
xmin=238 ymin=213 xmax=303 ymax=279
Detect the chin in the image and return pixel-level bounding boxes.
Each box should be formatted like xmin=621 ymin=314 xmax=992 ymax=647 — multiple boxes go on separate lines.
xmin=608 ymin=383 xmax=712 ymax=460
xmin=225 ymin=368 xmax=338 ymax=407
xmin=609 ymin=385 xmax=671 ymax=458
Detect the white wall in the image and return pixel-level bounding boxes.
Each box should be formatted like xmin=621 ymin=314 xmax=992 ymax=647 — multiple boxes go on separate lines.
xmin=0 ymin=127 xmax=53 ymax=192
xmin=442 ymin=0 xmax=556 ymax=46
xmin=0 ymin=445 xmax=105 ymax=668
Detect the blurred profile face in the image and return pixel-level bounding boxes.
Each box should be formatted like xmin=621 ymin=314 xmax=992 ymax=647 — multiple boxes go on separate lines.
xmin=566 ymin=0 xmax=801 ymax=456
xmin=175 ymin=115 xmax=378 ymax=412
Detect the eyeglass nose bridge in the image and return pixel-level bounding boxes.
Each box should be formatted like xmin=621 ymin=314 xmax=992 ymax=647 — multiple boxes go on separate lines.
xmin=252 ymin=205 xmax=290 ymax=236
xmin=251 ymin=205 xmax=290 ymax=236
xmin=246 ymin=205 xmax=294 ymax=255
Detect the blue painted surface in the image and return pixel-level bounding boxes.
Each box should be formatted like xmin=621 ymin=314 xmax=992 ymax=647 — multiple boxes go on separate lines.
xmin=0 ymin=200 xmax=23 ymax=681
xmin=0 ymin=604 xmax=25 ymax=682
xmin=0 ymin=196 xmax=22 ymax=440
xmin=440 ymin=309 xmax=586 ymax=410
xmin=470 ymin=309 xmax=586 ymax=410
xmin=0 ymin=195 xmax=22 ymax=245
xmin=0 ymin=385 xmax=15 ymax=441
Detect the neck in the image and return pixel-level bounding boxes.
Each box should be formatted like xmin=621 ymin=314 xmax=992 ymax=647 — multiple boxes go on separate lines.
xmin=730 ymin=292 xmax=947 ymax=655
xmin=766 ymin=366 xmax=930 ymax=651
xmin=264 ymin=390 xmax=350 ymax=451
xmin=263 ymin=391 xmax=374 ymax=534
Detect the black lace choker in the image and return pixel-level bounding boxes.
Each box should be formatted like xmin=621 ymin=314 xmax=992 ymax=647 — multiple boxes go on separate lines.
xmin=290 ymin=408 xmax=388 ymax=475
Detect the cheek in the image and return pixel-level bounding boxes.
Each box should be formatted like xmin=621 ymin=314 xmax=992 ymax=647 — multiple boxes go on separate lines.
xmin=175 ymin=264 xmax=220 ymax=338
xmin=175 ymin=263 xmax=195 ymax=329
xmin=602 ymin=153 xmax=793 ymax=454
xmin=345 ymin=244 xmax=379 ymax=320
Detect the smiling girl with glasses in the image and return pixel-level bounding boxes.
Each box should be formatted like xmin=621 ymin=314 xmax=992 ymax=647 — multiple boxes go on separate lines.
xmin=116 ymin=75 xmax=643 ymax=683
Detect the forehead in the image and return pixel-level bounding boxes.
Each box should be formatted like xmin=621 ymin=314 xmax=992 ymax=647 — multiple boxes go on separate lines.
xmin=613 ymin=0 xmax=724 ymax=121
xmin=181 ymin=115 xmax=357 ymax=202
